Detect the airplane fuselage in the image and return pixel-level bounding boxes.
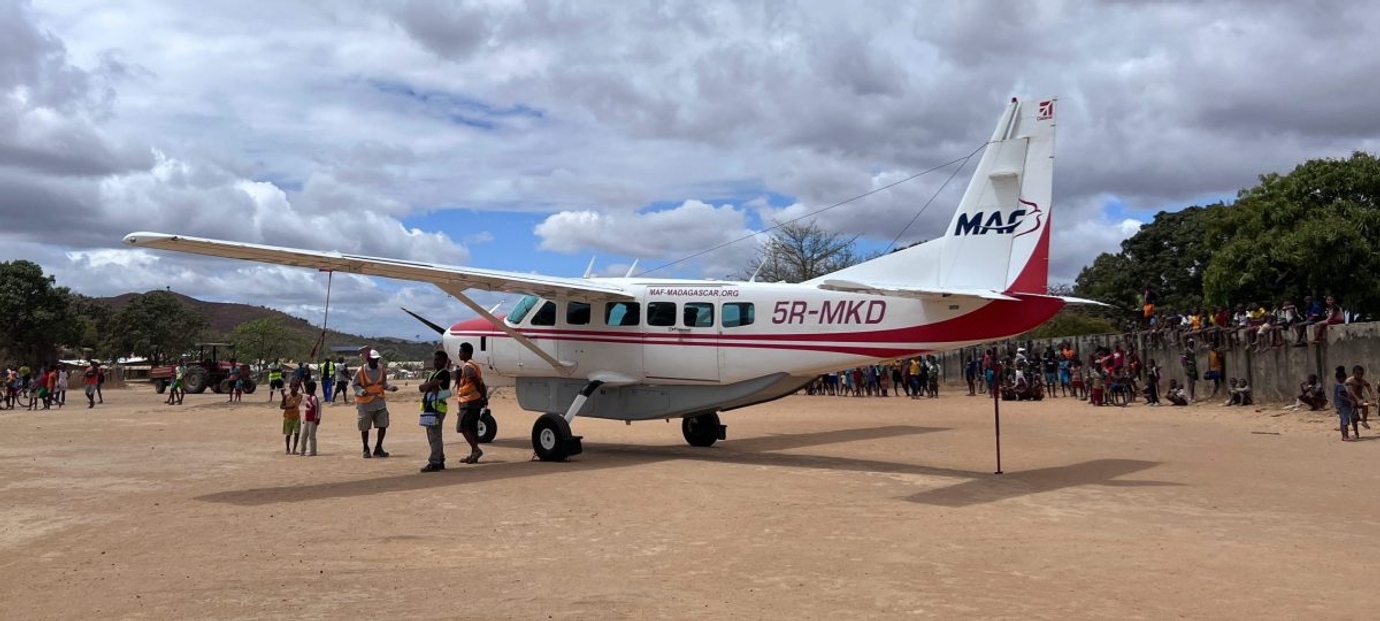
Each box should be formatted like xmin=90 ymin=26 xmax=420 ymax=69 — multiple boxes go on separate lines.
xmin=443 ymin=279 xmax=1063 ymax=420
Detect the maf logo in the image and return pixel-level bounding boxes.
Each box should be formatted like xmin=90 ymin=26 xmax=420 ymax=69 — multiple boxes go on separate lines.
xmin=953 ymin=199 xmax=1044 ymax=237
xmin=1037 ymin=100 xmax=1054 ymax=120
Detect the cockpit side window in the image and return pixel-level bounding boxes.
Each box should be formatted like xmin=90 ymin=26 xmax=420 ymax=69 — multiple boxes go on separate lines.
xmin=531 ymin=301 xmax=557 ymax=326
xmin=722 ymin=302 xmax=755 ymax=328
xmin=506 ymin=295 xmax=539 ymax=324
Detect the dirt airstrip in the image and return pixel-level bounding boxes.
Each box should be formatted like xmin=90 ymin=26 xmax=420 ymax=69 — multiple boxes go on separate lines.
xmin=1 ymin=386 xmax=1378 ymax=620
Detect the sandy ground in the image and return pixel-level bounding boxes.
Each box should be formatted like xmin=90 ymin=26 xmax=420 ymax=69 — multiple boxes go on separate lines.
xmin=1 ymin=385 xmax=1378 ymax=620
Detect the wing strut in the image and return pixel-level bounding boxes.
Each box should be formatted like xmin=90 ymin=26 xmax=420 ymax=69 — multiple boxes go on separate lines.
xmin=433 ymin=283 xmax=574 ymax=376
xmin=310 ymin=269 xmax=335 ymax=359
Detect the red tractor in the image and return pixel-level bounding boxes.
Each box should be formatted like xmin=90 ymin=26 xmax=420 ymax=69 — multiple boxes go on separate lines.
xmin=150 ymin=343 xmax=256 ymax=395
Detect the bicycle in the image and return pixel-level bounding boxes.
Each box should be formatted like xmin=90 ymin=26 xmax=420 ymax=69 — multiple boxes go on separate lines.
xmin=1106 ymin=380 xmax=1131 ymax=407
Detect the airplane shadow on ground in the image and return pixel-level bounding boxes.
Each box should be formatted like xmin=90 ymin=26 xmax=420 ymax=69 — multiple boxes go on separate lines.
xmin=903 ymin=458 xmax=1177 ymax=507
xmin=195 ymin=425 xmax=1176 ymax=508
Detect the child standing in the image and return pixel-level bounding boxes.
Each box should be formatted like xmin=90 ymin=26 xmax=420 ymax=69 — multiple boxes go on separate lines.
xmin=1145 ymin=359 xmax=1161 ymax=406
xmin=299 ymin=380 xmax=321 ymax=456
xmin=1071 ymin=359 xmax=1085 ymax=400
xmin=232 ymin=364 xmax=244 ymax=403
xmin=1346 ymin=365 xmax=1373 ymax=430
xmin=1089 ymin=370 xmax=1105 ymax=406
xmin=55 ymin=364 xmax=67 ymax=408
xmin=281 ymin=383 xmax=303 ymax=454
xmin=1335 ymin=367 xmax=1359 ymax=441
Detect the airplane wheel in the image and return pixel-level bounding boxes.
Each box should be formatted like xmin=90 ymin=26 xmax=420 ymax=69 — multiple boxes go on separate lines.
xmin=477 ymin=409 xmax=497 ymax=444
xmin=681 ymin=412 xmax=723 ymax=448
xmin=531 ymin=413 xmax=581 ymax=461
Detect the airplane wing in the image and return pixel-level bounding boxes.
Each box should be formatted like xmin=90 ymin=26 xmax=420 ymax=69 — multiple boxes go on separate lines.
xmin=122 ymin=232 xmax=634 ymax=302
xmin=814 ymin=279 xmax=1019 ymax=302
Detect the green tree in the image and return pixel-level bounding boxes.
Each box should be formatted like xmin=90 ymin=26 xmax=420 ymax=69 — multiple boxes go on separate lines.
xmin=66 ymin=293 xmax=113 ymax=358
xmin=229 ymin=317 xmax=309 ymax=364
xmin=1202 ymin=152 xmax=1380 ymax=313
xmin=1074 ymin=205 xmax=1224 ymax=321
xmin=105 ymin=291 xmax=209 ymax=364
xmin=0 ymin=260 xmax=80 ymax=364
xmin=740 ymin=220 xmax=865 ymax=283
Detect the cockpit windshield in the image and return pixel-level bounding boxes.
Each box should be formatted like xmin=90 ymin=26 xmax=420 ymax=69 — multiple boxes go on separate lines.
xmin=506 ymin=295 xmax=540 ymax=324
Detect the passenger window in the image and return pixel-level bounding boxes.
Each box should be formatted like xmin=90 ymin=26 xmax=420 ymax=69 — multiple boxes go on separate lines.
xmin=531 ymin=301 xmax=557 ymax=326
xmin=605 ymin=302 xmax=641 ymax=327
xmin=684 ymin=303 xmax=714 ymax=327
xmin=566 ymin=302 xmax=590 ymax=325
xmin=647 ymin=302 xmax=676 ymax=327
xmin=722 ymin=302 xmax=755 ymax=328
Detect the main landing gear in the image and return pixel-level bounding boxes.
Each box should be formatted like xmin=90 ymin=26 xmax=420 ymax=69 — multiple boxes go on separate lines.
xmin=532 ymin=413 xmax=582 ymax=461
xmin=529 ymin=380 xmax=598 ymax=462
xmin=681 ymin=412 xmax=726 ymax=448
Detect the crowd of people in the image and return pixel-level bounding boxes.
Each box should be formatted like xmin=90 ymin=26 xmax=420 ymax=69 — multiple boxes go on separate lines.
xmin=268 ymin=344 xmax=488 ymax=471
xmin=805 ymin=332 xmax=1370 ymax=443
xmin=805 ymin=356 xmax=944 ymax=398
xmin=1139 ymin=287 xmax=1349 ymax=352
xmin=3 ymin=361 xmax=105 ymax=410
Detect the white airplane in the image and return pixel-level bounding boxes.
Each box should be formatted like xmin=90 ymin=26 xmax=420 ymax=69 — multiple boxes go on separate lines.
xmin=125 ymin=97 xmax=1076 ymax=461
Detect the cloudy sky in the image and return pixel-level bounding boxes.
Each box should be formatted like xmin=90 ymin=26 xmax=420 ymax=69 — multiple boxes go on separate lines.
xmin=3 ymin=0 xmax=1378 ymax=339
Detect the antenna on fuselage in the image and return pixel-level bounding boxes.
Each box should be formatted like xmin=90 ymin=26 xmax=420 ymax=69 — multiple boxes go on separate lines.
xmin=624 ymin=260 xmax=639 ymax=277
xmin=582 ymin=256 xmax=596 ymax=279
xmin=748 ymin=261 xmax=765 ymax=283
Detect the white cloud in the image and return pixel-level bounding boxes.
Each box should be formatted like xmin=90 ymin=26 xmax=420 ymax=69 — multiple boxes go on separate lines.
xmin=4 ymin=0 xmax=1380 ymax=336
xmin=1049 ymin=196 xmax=1145 ymax=284
xmin=533 ymin=199 xmax=758 ymax=276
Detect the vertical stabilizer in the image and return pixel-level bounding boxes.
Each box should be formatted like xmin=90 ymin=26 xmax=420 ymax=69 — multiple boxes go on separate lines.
xmin=805 ymin=97 xmax=1057 ymax=295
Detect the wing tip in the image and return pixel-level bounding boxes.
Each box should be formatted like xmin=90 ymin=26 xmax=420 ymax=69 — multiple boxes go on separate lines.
xmin=123 ymin=231 xmax=174 ymax=247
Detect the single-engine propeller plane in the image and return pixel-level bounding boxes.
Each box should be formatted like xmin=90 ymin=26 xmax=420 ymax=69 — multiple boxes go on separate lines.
xmin=125 ymin=98 xmax=1081 ymax=461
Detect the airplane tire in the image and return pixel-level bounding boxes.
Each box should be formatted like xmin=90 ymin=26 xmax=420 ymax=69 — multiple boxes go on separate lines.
xmin=682 ymin=412 xmax=722 ymax=448
xmin=477 ymin=409 xmax=497 ymax=444
xmin=531 ymin=413 xmax=573 ymax=461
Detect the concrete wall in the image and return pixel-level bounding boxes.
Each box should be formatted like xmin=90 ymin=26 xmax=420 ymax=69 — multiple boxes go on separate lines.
xmin=929 ymin=321 xmax=1380 ymax=404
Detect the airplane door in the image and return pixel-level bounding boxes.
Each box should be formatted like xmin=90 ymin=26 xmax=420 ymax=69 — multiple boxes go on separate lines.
xmin=643 ymin=301 xmax=719 ymax=383
xmin=518 ymin=300 xmax=561 ymax=372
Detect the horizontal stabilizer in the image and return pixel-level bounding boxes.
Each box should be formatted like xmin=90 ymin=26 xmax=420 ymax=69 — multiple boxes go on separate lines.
xmin=815 ymin=279 xmax=1018 ymax=301
xmin=1055 ymin=295 xmax=1109 ymax=307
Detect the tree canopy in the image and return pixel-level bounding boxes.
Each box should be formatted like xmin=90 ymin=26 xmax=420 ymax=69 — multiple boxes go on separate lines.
xmin=739 ymin=220 xmax=865 ymax=283
xmin=1076 ymin=151 xmax=1380 ymax=322
xmin=1202 ymin=151 xmax=1380 ymax=311
xmin=0 ymin=260 xmax=80 ymax=364
xmin=105 ymin=291 xmax=209 ymax=364
xmin=229 ymin=317 xmax=310 ymax=364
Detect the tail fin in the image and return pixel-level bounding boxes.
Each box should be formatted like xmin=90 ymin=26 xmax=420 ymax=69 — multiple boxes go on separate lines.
xmin=805 ymin=97 xmax=1056 ymax=295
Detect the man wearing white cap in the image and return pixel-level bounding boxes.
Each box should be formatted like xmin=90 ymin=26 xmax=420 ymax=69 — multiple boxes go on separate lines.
xmin=352 ymin=349 xmax=398 ymax=458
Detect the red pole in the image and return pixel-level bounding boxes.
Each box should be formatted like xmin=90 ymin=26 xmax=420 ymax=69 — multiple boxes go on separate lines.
xmin=993 ymin=361 xmax=1004 ymax=475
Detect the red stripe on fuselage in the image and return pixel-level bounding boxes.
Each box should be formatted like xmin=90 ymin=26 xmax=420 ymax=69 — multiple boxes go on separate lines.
xmin=447 ymin=294 xmax=1063 ymax=352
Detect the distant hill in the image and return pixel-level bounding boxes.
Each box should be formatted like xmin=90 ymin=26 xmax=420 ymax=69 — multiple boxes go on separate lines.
xmin=100 ymin=291 xmax=438 ymax=361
